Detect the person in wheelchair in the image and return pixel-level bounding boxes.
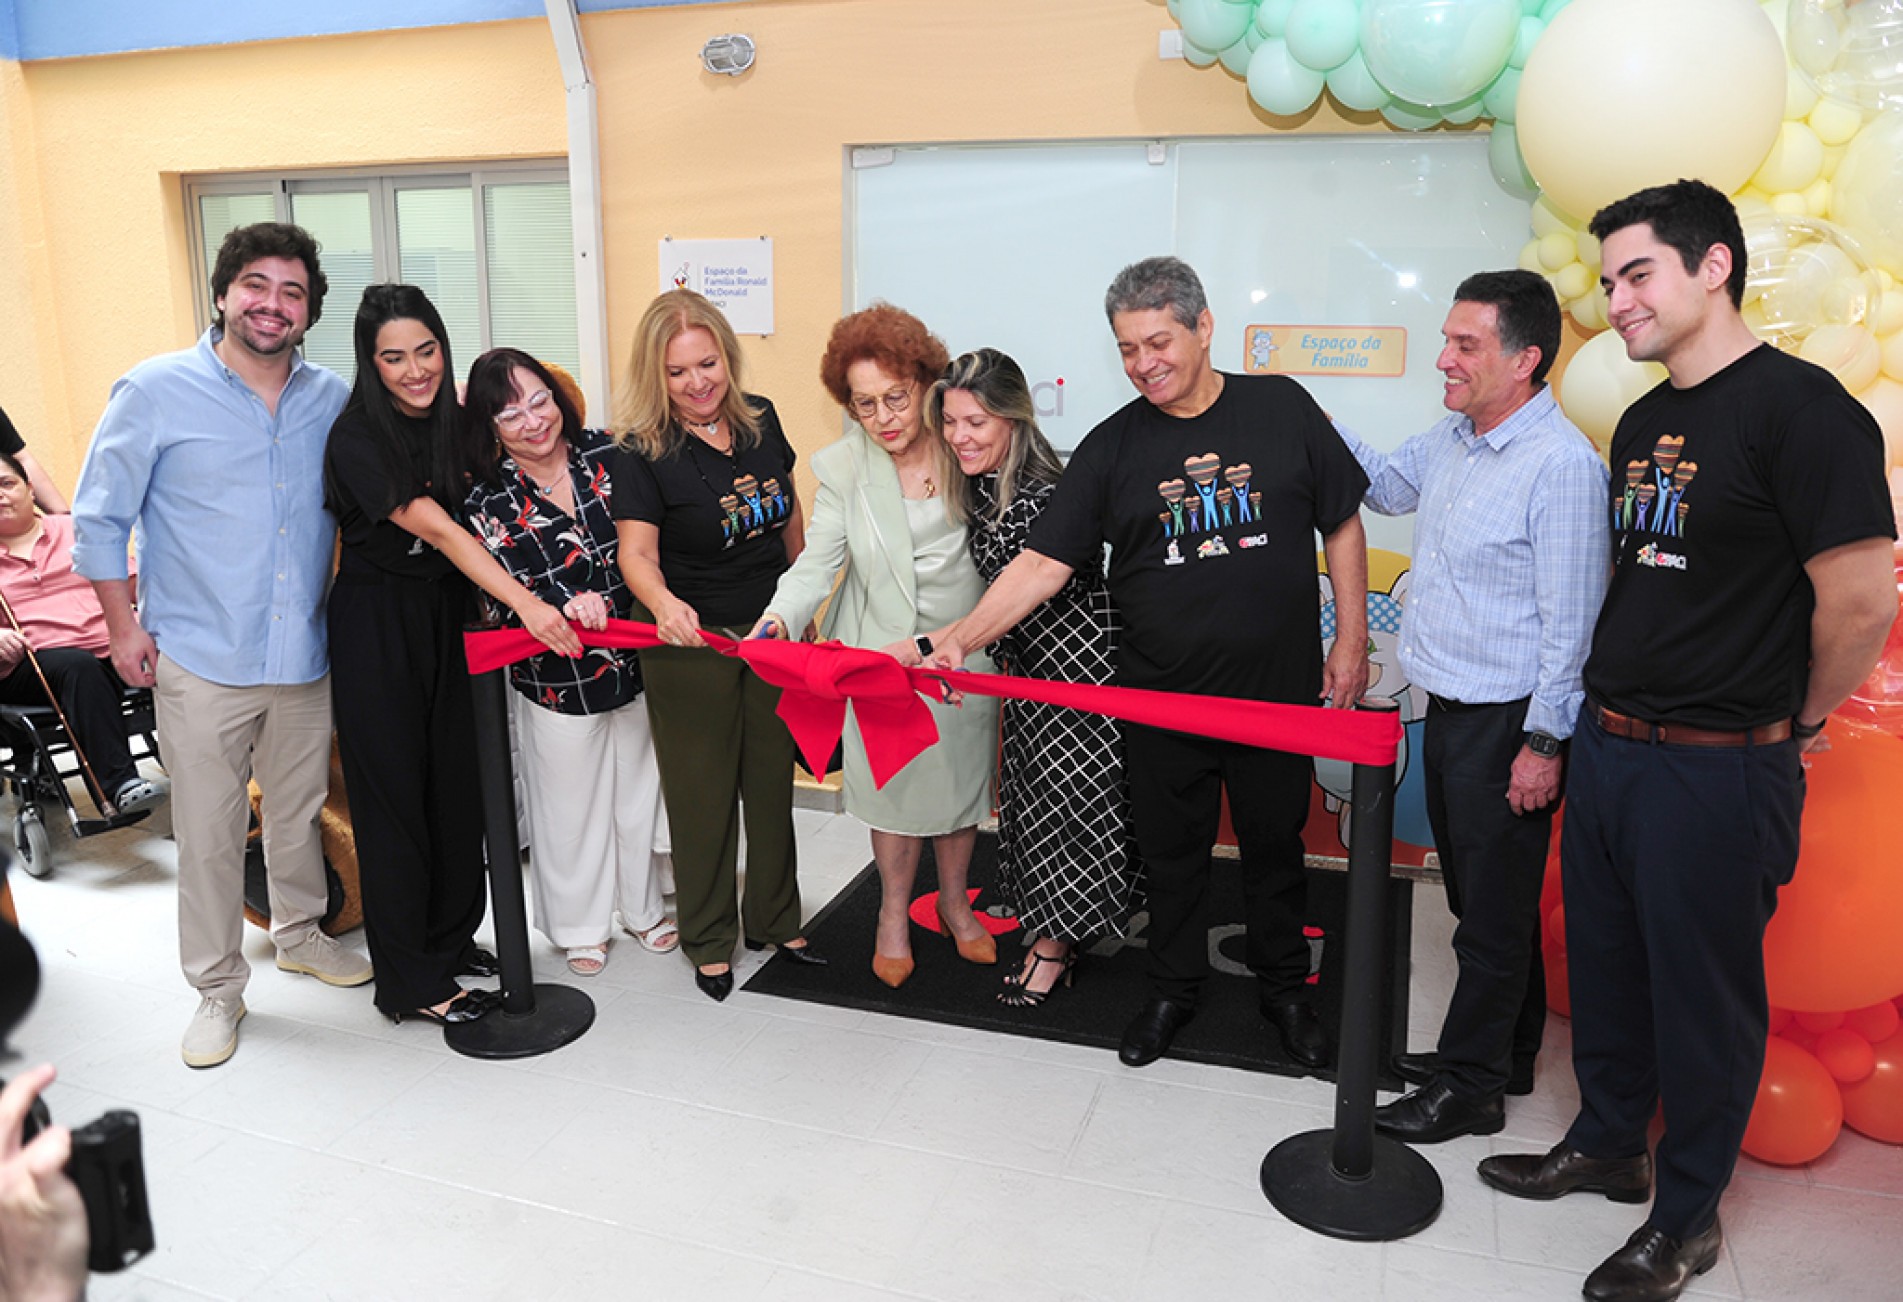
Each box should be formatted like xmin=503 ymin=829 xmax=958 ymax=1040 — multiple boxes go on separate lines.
xmin=0 ymin=451 xmax=159 ymax=817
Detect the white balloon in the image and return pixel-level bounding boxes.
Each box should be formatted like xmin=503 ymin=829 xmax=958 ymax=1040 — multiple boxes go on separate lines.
xmin=1560 ymin=327 xmax=1668 ymax=454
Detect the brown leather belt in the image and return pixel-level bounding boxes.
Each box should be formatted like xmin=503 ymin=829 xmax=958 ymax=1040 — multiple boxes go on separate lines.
xmin=1592 ymin=704 xmax=1791 ymax=748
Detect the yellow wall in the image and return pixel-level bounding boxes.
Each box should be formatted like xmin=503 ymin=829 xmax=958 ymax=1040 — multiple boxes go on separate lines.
xmin=3 ymin=0 xmax=1430 ymax=496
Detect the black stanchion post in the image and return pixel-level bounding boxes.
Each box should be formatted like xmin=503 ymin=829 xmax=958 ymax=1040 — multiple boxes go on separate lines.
xmin=443 ymin=666 xmax=595 ymax=1059
xmin=1260 ymin=697 xmax=1442 ymax=1239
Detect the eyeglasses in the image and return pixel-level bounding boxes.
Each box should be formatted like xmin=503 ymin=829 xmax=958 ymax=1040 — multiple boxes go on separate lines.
xmin=848 ymin=386 xmax=913 ymax=421
xmin=496 ymin=389 xmax=555 ymax=433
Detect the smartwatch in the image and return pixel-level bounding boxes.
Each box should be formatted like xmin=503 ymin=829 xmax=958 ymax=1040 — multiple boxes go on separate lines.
xmin=913 ymin=635 xmax=935 ymax=658
xmin=1526 ymin=731 xmax=1562 ymax=758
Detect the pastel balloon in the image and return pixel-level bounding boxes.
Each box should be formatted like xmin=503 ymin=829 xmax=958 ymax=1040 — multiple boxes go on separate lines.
xmin=1762 ymin=725 xmax=1903 ymax=1011
xmin=1219 ymin=35 xmax=1255 ymax=77
xmin=1751 ymin=122 xmax=1826 ymax=197
xmin=1247 ymin=38 xmax=1327 ymax=116
xmin=1256 ymin=0 xmax=1299 ymax=39
xmin=1380 ymin=97 xmax=1443 ymax=131
xmin=1800 ymin=324 xmax=1884 ymax=393
xmin=1741 ymin=1036 xmax=1843 ymax=1165
xmin=1558 ymin=326 xmax=1667 ymax=454
xmin=1326 ymin=50 xmax=1394 ymax=112
xmin=1788 ymin=0 xmax=1903 ymax=115
xmin=1518 ymin=0 xmax=1784 ymax=225
xmin=1841 ymin=1028 xmax=1903 ymax=1143
xmin=1360 ymin=0 xmax=1520 ymax=107
xmin=1831 ymin=111 xmax=1903 ymax=277
xmin=1489 ymin=123 xmax=1537 ymax=196
xmin=1285 ymin=0 xmax=1362 ymax=72
xmin=1178 ymin=0 xmax=1255 ymax=52
xmin=1743 ymin=213 xmax=1885 ymax=347
xmin=1483 ymin=65 xmax=1522 ymax=122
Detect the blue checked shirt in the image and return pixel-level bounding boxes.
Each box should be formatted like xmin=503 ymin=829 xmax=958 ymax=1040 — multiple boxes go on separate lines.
xmin=72 ymin=330 xmax=346 ymax=687
xmin=1336 ymin=387 xmax=1609 ymax=739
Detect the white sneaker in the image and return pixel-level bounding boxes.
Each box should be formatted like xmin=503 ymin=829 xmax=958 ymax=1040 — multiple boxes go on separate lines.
xmin=181 ymin=996 xmax=246 ymax=1068
xmin=275 ymin=932 xmax=374 ymax=988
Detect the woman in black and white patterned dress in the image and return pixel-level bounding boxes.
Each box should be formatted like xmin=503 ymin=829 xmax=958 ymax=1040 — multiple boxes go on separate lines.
xmin=927 ymin=348 xmax=1140 ymax=1006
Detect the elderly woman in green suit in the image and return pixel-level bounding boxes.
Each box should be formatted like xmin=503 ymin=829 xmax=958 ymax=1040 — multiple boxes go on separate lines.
xmin=754 ymin=305 xmax=999 ymax=989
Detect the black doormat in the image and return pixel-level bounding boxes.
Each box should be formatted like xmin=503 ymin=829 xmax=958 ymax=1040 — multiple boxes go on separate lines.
xmin=745 ymin=832 xmax=1411 ymax=1085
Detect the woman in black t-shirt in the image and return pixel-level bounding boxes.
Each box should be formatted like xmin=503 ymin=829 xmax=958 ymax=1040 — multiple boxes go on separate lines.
xmin=325 ymin=284 xmax=582 ymax=1027
xmin=612 ymin=290 xmax=823 ymax=1002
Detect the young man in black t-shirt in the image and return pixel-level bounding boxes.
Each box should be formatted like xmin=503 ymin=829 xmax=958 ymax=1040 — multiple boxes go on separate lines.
xmin=1479 ymin=181 xmax=1897 ymax=1302
xmin=934 ymin=257 xmax=1369 ymax=1072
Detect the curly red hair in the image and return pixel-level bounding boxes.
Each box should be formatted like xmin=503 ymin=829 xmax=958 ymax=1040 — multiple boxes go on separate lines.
xmin=819 ymin=304 xmax=950 ymax=407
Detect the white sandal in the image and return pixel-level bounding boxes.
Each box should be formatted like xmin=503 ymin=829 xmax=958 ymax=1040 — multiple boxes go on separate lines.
xmin=565 ymin=944 xmax=609 ymax=977
xmin=624 ymin=917 xmax=680 ymax=954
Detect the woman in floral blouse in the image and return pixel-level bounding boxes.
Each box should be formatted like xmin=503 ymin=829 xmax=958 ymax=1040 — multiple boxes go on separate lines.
xmin=463 ymin=348 xmax=676 ymax=976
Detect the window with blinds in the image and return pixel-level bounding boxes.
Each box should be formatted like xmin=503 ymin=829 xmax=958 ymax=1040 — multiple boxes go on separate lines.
xmin=184 ymin=164 xmax=577 ymax=387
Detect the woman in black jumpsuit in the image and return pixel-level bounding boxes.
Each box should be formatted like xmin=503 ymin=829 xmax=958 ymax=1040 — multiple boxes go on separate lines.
xmin=324 ymin=284 xmax=581 ymax=1024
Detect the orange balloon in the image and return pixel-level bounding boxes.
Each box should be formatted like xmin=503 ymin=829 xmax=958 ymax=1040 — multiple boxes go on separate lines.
xmin=1832 ymin=547 xmax=1903 ymax=737
xmin=1842 ymin=1029 xmax=1903 ymax=1144
xmin=1797 ymin=1010 xmax=1845 ymax=1034
xmin=1546 ymin=903 xmax=1567 ymax=949
xmin=1846 ymin=1001 xmax=1902 ymax=1044
xmin=1763 ymin=727 xmax=1903 ymax=1011
xmin=1742 ymin=1037 xmax=1844 ymax=1165
xmin=1545 ymin=947 xmax=1571 ymax=1019
xmin=1815 ymin=1029 xmax=1878 ymax=1084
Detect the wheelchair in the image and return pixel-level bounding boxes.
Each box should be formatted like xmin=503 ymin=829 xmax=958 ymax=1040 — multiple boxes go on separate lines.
xmin=0 ymin=688 xmax=162 ymax=878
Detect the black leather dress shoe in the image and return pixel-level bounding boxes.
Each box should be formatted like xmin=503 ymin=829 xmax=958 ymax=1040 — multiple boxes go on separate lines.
xmin=1583 ymin=1219 xmax=1723 ymax=1302
xmin=1118 ymin=996 xmax=1195 ymax=1067
xmin=1477 ymin=1141 xmax=1652 ymax=1203
xmin=695 ymin=968 xmax=735 ymax=1002
xmin=1373 ymin=1079 xmax=1505 ymax=1144
xmin=1262 ymin=999 xmax=1329 ymax=1069
xmin=1393 ymin=1050 xmax=1535 ymax=1095
xmin=459 ymin=947 xmax=500 ymax=978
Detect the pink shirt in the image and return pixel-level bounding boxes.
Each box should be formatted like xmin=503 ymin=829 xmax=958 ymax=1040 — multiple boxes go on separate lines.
xmin=0 ymin=515 xmax=119 ymax=657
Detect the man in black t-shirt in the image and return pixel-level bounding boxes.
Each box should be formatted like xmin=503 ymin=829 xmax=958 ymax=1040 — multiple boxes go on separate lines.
xmin=935 ymin=256 xmax=1369 ymax=1071
xmin=1479 ymin=181 xmax=1896 ymax=1302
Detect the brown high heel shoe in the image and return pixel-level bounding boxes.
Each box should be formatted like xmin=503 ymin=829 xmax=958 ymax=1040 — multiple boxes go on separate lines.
xmin=936 ymin=900 xmax=997 ymax=965
xmin=872 ymin=953 xmax=916 ymax=988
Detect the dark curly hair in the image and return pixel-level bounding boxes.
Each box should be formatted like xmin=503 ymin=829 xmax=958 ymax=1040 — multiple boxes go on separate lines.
xmin=1590 ymin=179 xmax=1747 ymax=310
xmin=819 ymin=304 xmax=949 ymax=408
xmin=209 ymin=222 xmax=330 ymax=328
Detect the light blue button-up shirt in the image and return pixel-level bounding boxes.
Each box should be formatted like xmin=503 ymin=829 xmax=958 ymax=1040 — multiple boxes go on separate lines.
xmin=72 ymin=330 xmax=347 ymax=688
xmin=1336 ymin=387 xmax=1610 ymax=739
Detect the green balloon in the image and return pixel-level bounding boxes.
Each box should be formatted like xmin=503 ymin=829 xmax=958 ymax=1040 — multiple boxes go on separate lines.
xmin=1538 ymin=0 xmax=1570 ymax=22
xmin=1509 ymin=16 xmax=1544 ymax=69
xmin=1361 ymin=0 xmax=1522 ymax=107
xmin=1488 ymin=122 xmax=1538 ymax=197
xmin=1381 ymin=97 xmax=1443 ymax=131
xmin=1255 ymin=0 xmax=1299 ymax=40
xmin=1442 ymin=92 xmax=1487 ymax=125
xmin=1285 ymin=0 xmax=1362 ymax=73
xmin=1247 ymin=37 xmax=1328 ymax=116
xmin=1326 ymin=49 xmax=1394 ymax=112
xmin=1219 ymin=35 xmax=1255 ymax=77
xmin=1179 ymin=0 xmax=1255 ymax=52
xmin=1482 ymin=65 xmax=1521 ymax=122
xmin=1183 ymin=38 xmax=1222 ymax=69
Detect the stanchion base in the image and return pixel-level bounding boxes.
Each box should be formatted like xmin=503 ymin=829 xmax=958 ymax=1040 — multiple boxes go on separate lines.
xmin=443 ymin=984 xmax=595 ymax=1060
xmin=1261 ymin=1129 xmax=1443 ymax=1241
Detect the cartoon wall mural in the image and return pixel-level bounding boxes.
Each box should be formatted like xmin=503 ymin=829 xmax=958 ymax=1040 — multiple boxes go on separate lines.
xmin=1312 ymin=552 xmax=1435 ymax=858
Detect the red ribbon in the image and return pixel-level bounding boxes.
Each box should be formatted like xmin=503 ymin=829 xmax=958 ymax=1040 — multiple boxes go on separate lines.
xmin=465 ymin=619 xmax=1401 ymax=787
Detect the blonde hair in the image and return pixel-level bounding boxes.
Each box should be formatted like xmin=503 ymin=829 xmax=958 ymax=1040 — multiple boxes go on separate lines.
xmin=613 ymin=289 xmax=762 ymax=458
xmin=927 ymin=348 xmax=1063 ymax=526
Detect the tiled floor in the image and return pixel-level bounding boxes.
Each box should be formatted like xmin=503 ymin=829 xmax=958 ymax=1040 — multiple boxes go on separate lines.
xmin=8 ymin=795 xmax=1902 ymax=1300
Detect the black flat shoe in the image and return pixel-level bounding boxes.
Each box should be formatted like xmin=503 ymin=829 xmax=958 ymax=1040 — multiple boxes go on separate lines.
xmin=459 ymin=947 xmax=500 ymax=978
xmin=1262 ymin=998 xmax=1330 ymax=1069
xmin=695 ymin=967 xmax=735 ymax=1002
xmin=1118 ymin=995 xmax=1196 ymax=1067
xmin=389 ymin=990 xmax=494 ymax=1026
xmin=1373 ymin=1079 xmax=1505 ymax=1144
xmin=774 ymin=941 xmax=829 ymax=967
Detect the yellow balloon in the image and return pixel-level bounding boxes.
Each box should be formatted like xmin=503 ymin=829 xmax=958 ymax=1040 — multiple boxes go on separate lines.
xmin=1538 ymin=231 xmax=1578 ymax=271
xmin=1530 ymin=195 xmax=1580 ymax=238
xmin=1519 ymin=239 xmax=1546 ymax=274
xmin=1518 ymin=0 xmax=1786 ymax=222
xmin=1800 ymin=323 xmax=1883 ymax=392
xmin=1554 ymin=260 xmax=1595 ymax=302
xmin=1882 ymin=325 xmax=1903 ymax=382
xmin=1809 ymin=98 xmax=1867 ymax=147
xmin=1772 ymin=190 xmax=1810 ymax=216
xmin=1833 ymin=110 xmax=1903 ymax=275
xmin=1752 ymin=121 xmax=1826 ymax=193
xmin=1805 ymin=177 xmax=1834 ymax=217
xmin=1559 ymin=327 xmax=1669 ymax=454
xmin=1856 ymin=377 xmax=1903 ymax=469
xmin=1571 ymin=287 xmax=1610 ymax=331
xmin=1875 ymin=289 xmax=1903 ymax=336
xmin=1785 ymin=63 xmax=1822 ymax=120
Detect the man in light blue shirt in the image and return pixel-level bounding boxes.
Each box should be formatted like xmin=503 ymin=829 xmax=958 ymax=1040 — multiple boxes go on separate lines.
xmin=1335 ymin=269 xmax=1609 ymax=1143
xmin=73 ymin=223 xmax=372 ymax=1069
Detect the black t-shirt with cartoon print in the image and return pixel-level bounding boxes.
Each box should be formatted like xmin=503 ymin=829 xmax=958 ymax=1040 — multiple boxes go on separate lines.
xmin=1029 ymin=372 xmax=1367 ymax=702
xmin=1586 ymin=345 xmax=1893 ymax=730
xmin=611 ymin=396 xmax=797 ymax=628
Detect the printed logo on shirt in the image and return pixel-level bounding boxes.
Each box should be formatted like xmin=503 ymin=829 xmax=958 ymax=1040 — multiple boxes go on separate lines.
xmin=1164 ymin=539 xmax=1185 ymax=566
xmin=1155 ymin=454 xmax=1265 ymax=541
xmin=1614 ymin=433 xmax=1698 ymax=545
xmin=1196 ymin=535 xmax=1229 ymax=559
xmin=1633 ymin=541 xmax=1687 ymax=571
xmin=1236 ymin=533 xmax=1269 ymax=549
xmin=717 ymin=473 xmax=791 ymax=548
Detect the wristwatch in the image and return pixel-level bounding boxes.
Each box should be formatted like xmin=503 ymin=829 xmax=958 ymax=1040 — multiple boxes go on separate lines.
xmin=913 ymin=635 xmax=935 ymax=658
xmin=1526 ymin=730 xmax=1562 ymax=758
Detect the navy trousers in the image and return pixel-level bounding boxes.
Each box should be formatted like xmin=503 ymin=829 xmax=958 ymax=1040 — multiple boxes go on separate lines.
xmin=1421 ymin=696 xmax=1552 ymax=1100
xmin=1561 ymin=709 xmax=1803 ymax=1239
